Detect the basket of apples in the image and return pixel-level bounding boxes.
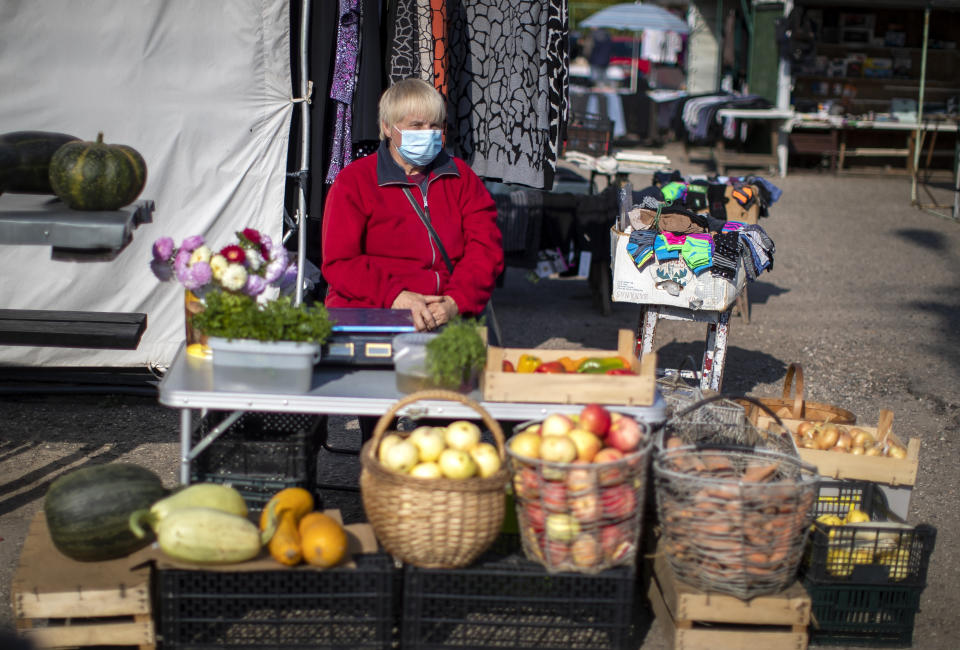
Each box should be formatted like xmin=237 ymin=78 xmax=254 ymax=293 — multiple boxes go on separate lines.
xmin=360 ymin=389 xmax=510 ymax=569
xmin=505 ymin=404 xmax=654 ymax=573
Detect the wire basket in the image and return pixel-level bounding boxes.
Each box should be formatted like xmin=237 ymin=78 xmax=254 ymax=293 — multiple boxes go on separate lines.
xmin=359 ymin=390 xmax=510 ymax=569
xmin=654 ymin=446 xmax=820 ymax=599
xmin=506 ymin=419 xmax=654 ymax=574
xmin=659 ymin=394 xmax=799 ymax=458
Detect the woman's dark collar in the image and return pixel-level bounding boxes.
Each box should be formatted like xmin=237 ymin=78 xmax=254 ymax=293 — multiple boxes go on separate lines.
xmin=376 ymin=139 xmax=459 ymax=186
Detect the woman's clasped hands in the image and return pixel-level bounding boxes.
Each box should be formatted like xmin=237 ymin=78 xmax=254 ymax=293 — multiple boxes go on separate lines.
xmin=391 ymin=290 xmax=458 ymax=331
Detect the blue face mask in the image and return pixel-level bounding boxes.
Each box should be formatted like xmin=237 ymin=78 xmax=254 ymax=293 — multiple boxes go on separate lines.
xmin=394 ymin=126 xmax=443 ymax=167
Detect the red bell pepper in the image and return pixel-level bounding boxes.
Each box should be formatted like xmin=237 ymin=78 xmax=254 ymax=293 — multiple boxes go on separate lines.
xmin=534 ymin=361 xmax=566 ymax=373
xmin=606 ymin=368 xmax=636 ymax=375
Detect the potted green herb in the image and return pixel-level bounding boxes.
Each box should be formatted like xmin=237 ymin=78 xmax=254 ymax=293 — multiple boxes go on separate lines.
xmin=393 ymin=318 xmax=486 ymax=394
xmin=191 ymin=291 xmax=333 ymax=393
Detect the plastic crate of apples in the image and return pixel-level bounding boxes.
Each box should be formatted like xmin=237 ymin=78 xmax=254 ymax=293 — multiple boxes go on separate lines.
xmin=505 ymin=404 xmax=654 ymax=574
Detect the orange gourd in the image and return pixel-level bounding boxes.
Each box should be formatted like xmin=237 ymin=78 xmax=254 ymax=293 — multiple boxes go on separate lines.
xmin=260 ymin=487 xmax=315 ymax=567
xmin=299 ymin=512 xmax=348 ymax=568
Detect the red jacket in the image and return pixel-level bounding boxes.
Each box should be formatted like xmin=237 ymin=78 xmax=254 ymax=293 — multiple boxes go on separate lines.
xmin=322 ymin=141 xmax=504 ymax=316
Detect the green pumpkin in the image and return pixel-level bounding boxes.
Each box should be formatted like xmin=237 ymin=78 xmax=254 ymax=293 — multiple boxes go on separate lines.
xmin=44 ymin=462 xmax=168 ymax=562
xmin=48 ymin=132 xmax=147 ymax=210
xmin=0 ymin=131 xmax=80 ymax=194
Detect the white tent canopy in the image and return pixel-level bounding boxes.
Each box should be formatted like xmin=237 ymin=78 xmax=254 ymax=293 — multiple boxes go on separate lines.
xmin=0 ymin=0 xmax=295 ymax=368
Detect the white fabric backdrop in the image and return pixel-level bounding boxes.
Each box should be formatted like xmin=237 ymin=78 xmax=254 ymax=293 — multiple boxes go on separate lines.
xmin=0 ymin=0 xmax=293 ymax=368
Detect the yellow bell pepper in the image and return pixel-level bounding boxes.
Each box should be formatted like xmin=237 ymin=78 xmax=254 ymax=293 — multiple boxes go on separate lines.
xmin=517 ymin=354 xmax=542 ymax=373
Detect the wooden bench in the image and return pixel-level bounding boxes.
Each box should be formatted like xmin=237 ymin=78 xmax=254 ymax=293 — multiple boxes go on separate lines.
xmin=0 ymin=310 xmax=147 ymax=349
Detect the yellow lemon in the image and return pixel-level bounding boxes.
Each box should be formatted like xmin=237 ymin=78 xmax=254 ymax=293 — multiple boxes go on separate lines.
xmin=186 ymin=343 xmax=212 ymax=359
xmin=844 ymin=508 xmax=871 ymax=524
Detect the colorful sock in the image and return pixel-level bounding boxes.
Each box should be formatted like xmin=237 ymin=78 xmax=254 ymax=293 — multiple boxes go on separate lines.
xmin=654 ymin=233 xmax=682 ymax=261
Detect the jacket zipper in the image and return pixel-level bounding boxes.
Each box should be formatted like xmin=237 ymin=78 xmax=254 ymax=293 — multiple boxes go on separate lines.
xmin=415 ymin=181 xmax=440 ymax=293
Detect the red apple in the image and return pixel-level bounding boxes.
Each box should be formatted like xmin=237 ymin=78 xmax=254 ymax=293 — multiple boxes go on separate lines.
xmin=545 ymin=539 xmax=570 ymax=566
xmin=600 ymin=483 xmax=637 ymax=520
xmin=571 ymin=532 xmax=601 ymax=568
xmin=569 ymin=492 xmax=601 ymax=524
xmin=600 ymin=523 xmax=634 ymax=562
xmin=567 ymin=428 xmax=603 ymax=462
xmin=540 ymin=413 xmax=575 ymax=437
xmin=513 ymin=466 xmax=541 ymax=500
xmin=579 ymin=403 xmax=612 ymax=435
xmin=605 ymin=416 xmax=645 ymax=453
xmin=522 ymin=501 xmax=545 ymax=531
xmin=593 ymin=447 xmax=625 ymax=485
xmin=565 ymin=466 xmax=597 ymax=493
xmin=540 ymin=479 xmax=568 ymax=512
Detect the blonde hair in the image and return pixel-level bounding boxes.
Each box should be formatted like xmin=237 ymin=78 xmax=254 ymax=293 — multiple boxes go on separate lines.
xmin=378 ymin=78 xmax=446 ymax=139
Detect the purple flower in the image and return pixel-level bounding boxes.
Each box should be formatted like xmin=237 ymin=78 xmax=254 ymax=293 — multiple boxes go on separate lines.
xmin=181 ymin=235 xmax=205 ymax=253
xmin=279 ymin=262 xmax=298 ymax=293
xmin=181 ymin=261 xmax=212 ymax=290
xmin=263 ymin=257 xmax=286 ymax=284
xmin=150 ymin=259 xmax=174 ymax=281
xmin=173 ymin=249 xmax=192 ymax=277
xmin=243 ymin=274 xmax=267 ymax=297
xmin=152 ymin=237 xmax=174 ymax=262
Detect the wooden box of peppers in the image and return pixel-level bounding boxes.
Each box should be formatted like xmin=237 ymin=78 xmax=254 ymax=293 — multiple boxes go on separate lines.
xmin=482 ymin=330 xmax=656 ymax=406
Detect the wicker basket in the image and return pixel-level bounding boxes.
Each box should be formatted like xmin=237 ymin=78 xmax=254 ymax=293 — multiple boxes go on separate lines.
xmin=359 ymin=390 xmax=510 ymax=569
xmin=506 ymin=418 xmax=654 ymax=574
xmin=735 ymin=363 xmax=856 ymax=425
xmin=660 ymin=394 xmax=799 ymax=458
xmin=654 ymin=446 xmax=820 ymax=599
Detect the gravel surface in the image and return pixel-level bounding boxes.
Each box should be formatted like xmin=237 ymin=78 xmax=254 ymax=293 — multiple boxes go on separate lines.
xmin=2 ymin=145 xmax=958 ymax=649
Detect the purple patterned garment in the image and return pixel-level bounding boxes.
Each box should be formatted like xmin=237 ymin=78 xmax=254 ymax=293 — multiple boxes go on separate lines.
xmin=326 ymin=0 xmax=362 ymax=184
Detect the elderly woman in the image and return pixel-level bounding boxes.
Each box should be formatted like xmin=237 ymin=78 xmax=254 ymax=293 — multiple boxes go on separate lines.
xmin=321 ymin=78 xmax=504 ymax=331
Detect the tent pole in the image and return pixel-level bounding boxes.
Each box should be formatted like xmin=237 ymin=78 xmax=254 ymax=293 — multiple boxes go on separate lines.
xmin=294 ymin=0 xmax=311 ymax=306
xmin=911 ymin=5 xmax=929 ymax=205
xmin=631 ymin=32 xmax=640 ymax=93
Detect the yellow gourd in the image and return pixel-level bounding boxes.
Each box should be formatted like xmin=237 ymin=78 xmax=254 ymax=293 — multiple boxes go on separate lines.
xmin=299 ymin=512 xmax=348 ymax=568
xmin=259 ymin=487 xmax=315 ymax=566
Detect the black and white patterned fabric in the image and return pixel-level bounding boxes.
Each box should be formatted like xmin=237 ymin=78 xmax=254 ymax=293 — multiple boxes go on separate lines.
xmin=386 ymin=0 xmax=421 ymax=83
xmin=446 ymin=0 xmax=568 ymax=189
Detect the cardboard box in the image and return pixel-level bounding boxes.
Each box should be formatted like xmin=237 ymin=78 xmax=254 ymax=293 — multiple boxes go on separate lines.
xmin=610 ymin=227 xmax=745 ymax=311
xmin=482 ymin=329 xmax=656 ymax=406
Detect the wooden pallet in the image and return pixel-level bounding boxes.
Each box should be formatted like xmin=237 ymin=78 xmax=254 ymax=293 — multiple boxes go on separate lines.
xmin=647 ymin=551 xmax=810 ymax=650
xmin=12 ymin=511 xmax=155 ymax=649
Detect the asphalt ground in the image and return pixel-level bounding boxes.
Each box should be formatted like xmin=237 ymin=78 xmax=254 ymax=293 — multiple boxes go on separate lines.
xmin=1 ymin=143 xmax=958 ymax=648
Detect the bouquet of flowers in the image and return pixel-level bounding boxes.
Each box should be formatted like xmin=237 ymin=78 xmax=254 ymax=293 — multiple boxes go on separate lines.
xmin=150 ymin=227 xmax=297 ymax=298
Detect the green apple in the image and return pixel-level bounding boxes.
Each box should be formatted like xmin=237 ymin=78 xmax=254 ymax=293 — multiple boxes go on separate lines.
xmin=539 ymin=435 xmax=578 ymax=463
xmin=409 ymin=426 xmax=447 ymax=463
xmin=409 ymin=461 xmax=444 ymax=479
xmin=382 ymin=439 xmax=419 ymax=474
xmin=508 ymin=431 xmax=541 ymax=459
xmin=468 ymin=442 xmax=502 ymax=477
xmin=377 ymin=433 xmax=405 ymax=464
xmin=545 ymin=513 xmax=580 ymax=542
xmin=444 ymin=420 xmax=482 ymax=451
xmin=438 ymin=448 xmax=478 ymax=479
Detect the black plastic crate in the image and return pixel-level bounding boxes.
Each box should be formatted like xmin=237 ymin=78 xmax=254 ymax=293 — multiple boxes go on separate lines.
xmin=806 ymin=481 xmax=936 ymax=587
xmin=194 ymin=474 xmax=321 ymax=520
xmin=156 ymin=554 xmax=398 ymax=650
xmin=401 ymin=544 xmax=636 ymax=650
xmin=805 ymin=580 xmax=923 ymax=647
xmin=190 ymin=411 xmax=322 ymax=484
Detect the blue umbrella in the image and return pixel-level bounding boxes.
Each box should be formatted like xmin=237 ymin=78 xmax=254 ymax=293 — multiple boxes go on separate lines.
xmin=580 ymin=3 xmax=689 ymax=92
xmin=580 ymin=3 xmax=690 ymax=34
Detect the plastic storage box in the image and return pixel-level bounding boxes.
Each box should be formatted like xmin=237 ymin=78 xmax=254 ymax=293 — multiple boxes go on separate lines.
xmin=190 ymin=411 xmax=323 ymax=515
xmin=805 ymin=581 xmax=923 ymax=647
xmin=401 ymin=540 xmax=636 ymax=649
xmin=156 ymin=554 xmax=398 ymax=649
xmin=806 ymin=481 xmax=936 ymax=587
xmin=207 ymin=337 xmax=320 ymax=393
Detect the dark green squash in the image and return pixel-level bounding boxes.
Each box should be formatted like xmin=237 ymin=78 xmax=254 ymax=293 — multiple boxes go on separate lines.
xmin=48 ymin=132 xmax=147 ymax=210
xmin=44 ymin=462 xmax=167 ymax=561
xmin=0 ymin=131 xmax=80 ymax=194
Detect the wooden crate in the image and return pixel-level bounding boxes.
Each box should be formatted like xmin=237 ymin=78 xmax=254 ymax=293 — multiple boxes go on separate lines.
xmin=756 ymin=409 xmax=920 ymax=487
xmin=482 ymin=329 xmax=656 ymax=406
xmin=647 ymin=550 xmax=810 ymax=650
xmin=12 ymin=511 xmax=155 ymax=649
